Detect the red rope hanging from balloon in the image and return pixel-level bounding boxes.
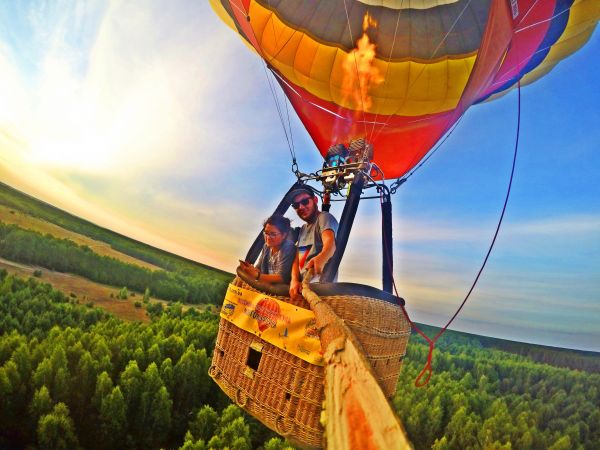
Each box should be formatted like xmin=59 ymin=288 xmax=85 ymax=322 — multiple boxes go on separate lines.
xmin=380 ymin=79 xmax=522 ymax=387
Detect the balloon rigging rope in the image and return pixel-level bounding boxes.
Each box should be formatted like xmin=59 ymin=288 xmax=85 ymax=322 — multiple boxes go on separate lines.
xmin=381 ymin=80 xmax=522 ymax=387
xmin=231 ymin=1 xmax=298 ymax=170
xmin=261 ymin=63 xmax=297 ymax=168
xmin=283 ymin=91 xmax=296 ymax=162
xmin=265 ymin=0 xmax=297 ymax=168
xmin=400 ymin=112 xmax=466 ymax=184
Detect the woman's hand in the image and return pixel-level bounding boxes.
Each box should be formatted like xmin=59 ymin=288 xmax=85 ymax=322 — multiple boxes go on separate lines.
xmin=238 ymin=261 xmax=260 ymax=280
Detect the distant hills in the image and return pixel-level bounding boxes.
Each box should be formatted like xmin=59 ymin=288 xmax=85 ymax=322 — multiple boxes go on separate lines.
xmin=412 ymin=323 xmax=600 ymax=374
xmin=0 ymin=181 xmax=233 ymax=319
xmin=0 ymin=181 xmax=232 ymax=279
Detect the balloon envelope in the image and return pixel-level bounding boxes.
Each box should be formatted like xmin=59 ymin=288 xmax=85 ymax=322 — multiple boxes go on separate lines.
xmin=211 ymin=0 xmax=599 ymax=179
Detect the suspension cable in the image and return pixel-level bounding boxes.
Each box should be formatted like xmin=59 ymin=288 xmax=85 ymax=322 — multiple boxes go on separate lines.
xmin=384 ymin=79 xmax=522 ymax=387
xmin=283 ymin=90 xmax=297 ymax=173
xmin=231 ymin=2 xmax=299 ymax=176
xmin=261 ymin=63 xmax=298 ymax=174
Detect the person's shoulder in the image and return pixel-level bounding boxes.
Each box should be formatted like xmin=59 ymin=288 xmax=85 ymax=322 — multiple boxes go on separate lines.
xmin=318 ymin=211 xmax=338 ymax=225
xmin=317 ymin=211 xmax=338 ymax=233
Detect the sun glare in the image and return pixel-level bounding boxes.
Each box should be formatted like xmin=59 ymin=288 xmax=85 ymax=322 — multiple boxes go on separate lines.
xmin=27 ymin=136 xmax=113 ymax=171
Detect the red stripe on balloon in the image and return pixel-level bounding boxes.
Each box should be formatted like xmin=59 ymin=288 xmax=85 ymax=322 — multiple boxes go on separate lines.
xmin=481 ymin=0 xmax=557 ymax=98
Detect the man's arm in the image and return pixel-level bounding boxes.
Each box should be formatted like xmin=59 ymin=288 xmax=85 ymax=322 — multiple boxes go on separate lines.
xmin=305 ymin=229 xmax=336 ymax=275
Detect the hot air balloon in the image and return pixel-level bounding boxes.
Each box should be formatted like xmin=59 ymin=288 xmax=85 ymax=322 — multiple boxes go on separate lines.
xmin=208 ymin=1 xmax=600 ymax=448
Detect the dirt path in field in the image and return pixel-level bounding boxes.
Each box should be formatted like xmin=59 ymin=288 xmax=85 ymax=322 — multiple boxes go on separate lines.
xmin=0 ymin=257 xmax=151 ymax=322
xmin=0 ymin=257 xmax=211 ymax=322
xmin=0 ymin=205 xmax=162 ymax=271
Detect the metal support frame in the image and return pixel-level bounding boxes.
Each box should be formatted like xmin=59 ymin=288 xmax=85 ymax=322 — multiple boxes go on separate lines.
xmin=245 ymin=140 xmax=397 ymax=291
xmin=321 ymin=173 xmax=365 ymax=282
xmin=381 ymin=189 xmax=393 ymax=293
xmin=244 ymin=181 xmax=304 ymax=263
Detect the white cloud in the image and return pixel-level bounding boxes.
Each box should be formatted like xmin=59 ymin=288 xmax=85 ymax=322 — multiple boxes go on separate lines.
xmin=2 ymin=0 xmax=276 ymax=178
xmin=505 ymin=214 xmax=600 ymax=236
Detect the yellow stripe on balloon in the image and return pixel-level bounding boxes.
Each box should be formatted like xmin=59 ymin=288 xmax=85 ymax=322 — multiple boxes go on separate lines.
xmin=208 ymin=0 xmax=237 ymax=32
xmin=357 ymin=0 xmax=460 ymax=9
xmin=250 ymin=1 xmax=475 ymax=116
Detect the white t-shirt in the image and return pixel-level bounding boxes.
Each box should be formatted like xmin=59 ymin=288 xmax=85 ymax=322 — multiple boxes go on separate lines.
xmin=297 ymin=211 xmax=338 ymax=281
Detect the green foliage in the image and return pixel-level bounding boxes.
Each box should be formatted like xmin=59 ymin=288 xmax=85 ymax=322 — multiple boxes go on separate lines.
xmin=264 ymin=437 xmax=296 ymax=450
xmin=99 ymin=386 xmax=127 ymax=448
xmin=146 ymin=301 xmax=164 ymax=317
xmin=189 ymin=405 xmax=219 ymax=442
xmin=0 ymin=222 xmax=230 ymax=305
xmin=118 ymin=286 xmax=129 ymax=300
xmin=184 ymin=405 xmax=252 ymax=450
xmin=394 ymin=335 xmax=600 ymax=450
xmin=33 ymin=269 xmax=43 ymax=277
xmin=2 ymin=267 xmax=599 ymax=449
xmin=37 ymin=402 xmax=80 ymax=450
xmin=0 ymin=273 xmax=107 ymax=340
xmin=0 ymin=274 xmax=229 ymax=449
xmin=30 ymin=385 xmax=54 ymax=435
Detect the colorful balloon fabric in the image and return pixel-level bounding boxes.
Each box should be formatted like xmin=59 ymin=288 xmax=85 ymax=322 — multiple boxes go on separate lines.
xmin=211 ymin=0 xmax=599 ymax=179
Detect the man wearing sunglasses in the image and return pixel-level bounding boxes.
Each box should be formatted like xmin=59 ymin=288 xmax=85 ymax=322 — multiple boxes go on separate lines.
xmin=288 ymin=187 xmax=338 ymax=299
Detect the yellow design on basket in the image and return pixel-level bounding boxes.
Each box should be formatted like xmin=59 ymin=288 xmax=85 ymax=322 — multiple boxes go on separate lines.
xmin=221 ymin=283 xmax=324 ymax=366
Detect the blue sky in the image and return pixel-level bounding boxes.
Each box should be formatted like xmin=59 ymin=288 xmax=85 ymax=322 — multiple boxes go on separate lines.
xmin=0 ymin=1 xmax=598 ymax=351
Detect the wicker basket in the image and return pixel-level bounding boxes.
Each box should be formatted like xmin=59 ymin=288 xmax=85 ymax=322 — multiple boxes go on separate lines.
xmin=209 ymin=276 xmax=411 ymax=449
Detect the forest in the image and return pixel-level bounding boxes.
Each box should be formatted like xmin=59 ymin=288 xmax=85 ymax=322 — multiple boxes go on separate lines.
xmin=0 ymin=222 xmax=229 ymax=305
xmin=0 ymin=270 xmax=281 ymax=449
xmin=2 ymin=269 xmax=600 ymax=449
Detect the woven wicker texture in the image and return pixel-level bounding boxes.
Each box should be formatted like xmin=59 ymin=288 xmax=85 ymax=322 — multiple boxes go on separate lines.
xmin=209 ymin=277 xmax=411 ymax=449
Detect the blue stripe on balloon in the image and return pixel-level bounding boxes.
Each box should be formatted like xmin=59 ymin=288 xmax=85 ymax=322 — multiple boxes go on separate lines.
xmin=476 ymin=0 xmax=574 ymax=103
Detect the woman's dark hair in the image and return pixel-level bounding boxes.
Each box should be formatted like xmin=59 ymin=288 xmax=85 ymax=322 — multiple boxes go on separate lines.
xmin=263 ymin=214 xmax=291 ymax=236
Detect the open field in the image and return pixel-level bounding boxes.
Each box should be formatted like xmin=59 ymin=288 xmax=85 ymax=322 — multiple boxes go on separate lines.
xmin=0 ymin=256 xmax=152 ymax=322
xmin=0 ymin=182 xmax=233 ymax=281
xmin=0 ymin=256 xmax=214 ymax=322
xmin=0 ymin=205 xmax=161 ymax=271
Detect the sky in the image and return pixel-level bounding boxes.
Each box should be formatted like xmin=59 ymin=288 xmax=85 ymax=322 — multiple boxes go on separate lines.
xmin=0 ymin=1 xmax=598 ymax=351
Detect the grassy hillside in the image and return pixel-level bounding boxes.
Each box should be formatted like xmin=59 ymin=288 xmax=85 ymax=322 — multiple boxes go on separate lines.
xmin=413 ymin=323 xmax=600 ymax=374
xmin=0 ymin=182 xmax=234 ymax=321
xmin=0 ymin=181 xmax=232 ymax=281
xmin=0 ymin=204 xmax=161 ymax=271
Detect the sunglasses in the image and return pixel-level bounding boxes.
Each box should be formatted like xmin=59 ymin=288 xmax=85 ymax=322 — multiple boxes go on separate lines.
xmin=263 ymin=231 xmax=281 ymax=238
xmin=292 ymin=197 xmax=312 ymax=209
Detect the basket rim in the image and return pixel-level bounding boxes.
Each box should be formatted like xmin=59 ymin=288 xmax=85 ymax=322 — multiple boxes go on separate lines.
xmin=236 ymin=268 xmax=405 ymax=305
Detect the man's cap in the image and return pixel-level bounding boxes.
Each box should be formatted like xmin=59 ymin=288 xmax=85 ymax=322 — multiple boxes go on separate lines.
xmin=286 ymin=186 xmax=316 ymax=204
